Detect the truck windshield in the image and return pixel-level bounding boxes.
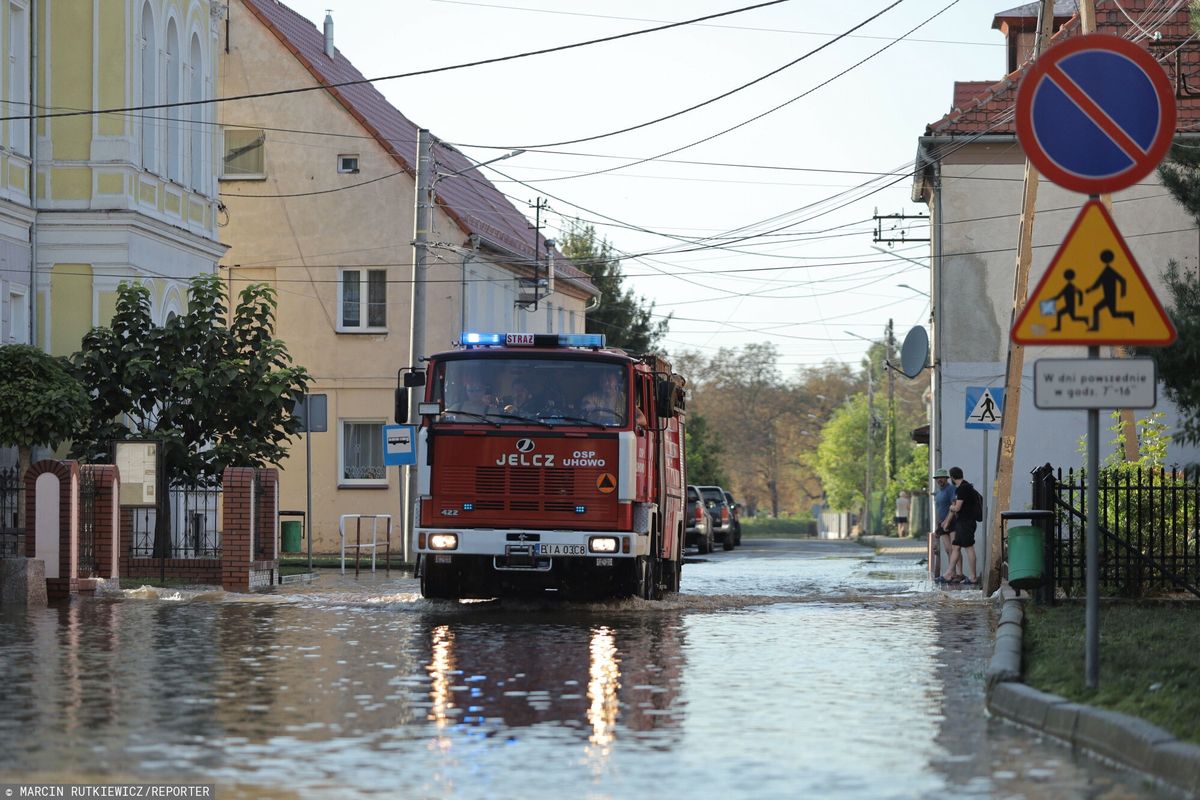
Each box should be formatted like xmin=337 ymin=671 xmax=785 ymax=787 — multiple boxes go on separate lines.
xmin=433 ymin=357 xmax=629 ymax=427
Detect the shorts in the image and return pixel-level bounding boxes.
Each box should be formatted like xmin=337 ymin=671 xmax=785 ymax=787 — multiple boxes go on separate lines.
xmin=953 ymin=518 xmax=977 ymax=548
xmin=894 ymin=516 xmax=908 ymax=524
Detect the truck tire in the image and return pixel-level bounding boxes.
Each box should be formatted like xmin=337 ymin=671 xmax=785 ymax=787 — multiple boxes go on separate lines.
xmin=698 ymin=527 xmax=713 ymax=554
xmin=722 ymin=530 xmax=734 ymax=551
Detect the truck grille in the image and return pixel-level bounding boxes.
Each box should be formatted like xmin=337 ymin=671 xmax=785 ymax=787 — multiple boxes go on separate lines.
xmin=436 ymin=465 xmax=609 ymax=515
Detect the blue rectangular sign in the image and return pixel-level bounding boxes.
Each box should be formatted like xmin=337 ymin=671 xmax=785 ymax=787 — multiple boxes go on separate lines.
xmin=965 ymin=386 xmax=1004 ymax=430
xmin=382 ymin=424 xmax=417 ymax=466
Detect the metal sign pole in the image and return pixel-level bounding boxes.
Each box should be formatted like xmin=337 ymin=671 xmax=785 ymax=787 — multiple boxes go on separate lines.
xmin=1085 ymin=345 xmax=1100 ymax=688
xmin=306 ymin=395 xmax=313 ymax=574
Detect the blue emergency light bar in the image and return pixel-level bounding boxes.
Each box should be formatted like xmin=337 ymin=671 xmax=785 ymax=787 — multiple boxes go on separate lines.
xmin=460 ymin=332 xmax=606 ymax=349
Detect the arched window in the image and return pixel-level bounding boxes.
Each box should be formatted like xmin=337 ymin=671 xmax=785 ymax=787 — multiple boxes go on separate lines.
xmin=188 ymin=34 xmax=204 ymax=191
xmin=165 ymin=18 xmax=180 ymax=182
xmin=139 ymin=3 xmax=157 ymax=171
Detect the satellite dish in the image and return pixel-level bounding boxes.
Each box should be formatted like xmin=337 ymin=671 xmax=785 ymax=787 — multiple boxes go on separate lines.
xmin=899 ymin=326 xmax=929 ymax=379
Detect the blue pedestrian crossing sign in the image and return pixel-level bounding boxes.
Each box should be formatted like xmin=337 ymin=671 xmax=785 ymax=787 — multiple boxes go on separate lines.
xmin=383 ymin=424 xmax=417 ymax=466
xmin=965 ymin=387 xmax=1004 ymax=430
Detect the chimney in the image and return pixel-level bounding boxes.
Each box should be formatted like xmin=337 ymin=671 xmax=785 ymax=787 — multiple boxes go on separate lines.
xmin=324 ymin=11 xmax=334 ymax=59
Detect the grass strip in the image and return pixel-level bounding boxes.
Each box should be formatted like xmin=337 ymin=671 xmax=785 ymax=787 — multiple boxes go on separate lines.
xmin=1023 ymin=602 xmax=1200 ymax=745
xmin=739 ymin=517 xmax=816 ymax=537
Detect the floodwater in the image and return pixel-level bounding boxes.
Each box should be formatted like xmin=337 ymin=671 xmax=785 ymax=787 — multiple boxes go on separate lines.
xmin=0 ymin=539 xmax=1170 ymax=799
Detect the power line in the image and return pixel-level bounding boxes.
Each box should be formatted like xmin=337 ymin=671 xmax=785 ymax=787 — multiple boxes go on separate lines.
xmin=0 ymin=0 xmax=794 ymax=123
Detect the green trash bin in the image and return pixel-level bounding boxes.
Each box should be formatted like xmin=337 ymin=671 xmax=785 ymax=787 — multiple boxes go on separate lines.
xmin=1007 ymin=525 xmax=1044 ymax=589
xmin=281 ymin=520 xmax=303 ymax=554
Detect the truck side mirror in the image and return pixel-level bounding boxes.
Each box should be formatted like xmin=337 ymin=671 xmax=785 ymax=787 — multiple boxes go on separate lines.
xmin=655 ymin=381 xmax=676 ymax=419
xmin=394 ymin=387 xmax=408 ymax=424
xmin=403 ymin=371 xmax=426 ymax=388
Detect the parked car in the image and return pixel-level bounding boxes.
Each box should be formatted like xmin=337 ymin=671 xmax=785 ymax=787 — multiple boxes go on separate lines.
xmin=684 ymin=485 xmax=714 ymax=553
xmin=696 ymin=485 xmax=735 ymax=551
xmin=723 ymin=489 xmax=743 ymax=545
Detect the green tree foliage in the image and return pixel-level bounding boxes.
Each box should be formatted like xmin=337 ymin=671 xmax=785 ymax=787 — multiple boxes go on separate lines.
xmin=684 ymin=412 xmax=728 ymax=487
xmin=71 ymin=275 xmax=310 ymax=485
xmin=1145 ymin=144 xmax=1200 ymax=443
xmin=559 ymin=218 xmax=668 ymax=353
xmin=0 ymin=344 xmax=89 ymax=473
xmin=1134 ymin=259 xmax=1200 ymax=444
xmin=814 ymin=395 xmax=877 ymax=511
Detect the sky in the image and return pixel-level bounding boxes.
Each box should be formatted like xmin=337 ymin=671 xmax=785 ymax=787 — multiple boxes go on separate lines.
xmin=278 ymin=0 xmax=1009 ymax=375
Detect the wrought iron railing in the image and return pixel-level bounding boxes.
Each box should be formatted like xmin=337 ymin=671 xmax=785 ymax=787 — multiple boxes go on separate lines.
xmin=1036 ymin=464 xmax=1200 ymax=598
xmin=78 ymin=469 xmax=97 ymax=576
xmin=130 ymin=485 xmax=222 ymax=559
xmin=0 ymin=467 xmax=22 ymax=559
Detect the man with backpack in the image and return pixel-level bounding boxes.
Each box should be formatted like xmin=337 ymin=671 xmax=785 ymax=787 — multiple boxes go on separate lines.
xmin=937 ymin=466 xmax=982 ymax=587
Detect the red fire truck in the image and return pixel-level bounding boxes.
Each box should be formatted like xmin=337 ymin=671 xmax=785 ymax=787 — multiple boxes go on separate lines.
xmin=398 ymin=332 xmax=687 ymax=600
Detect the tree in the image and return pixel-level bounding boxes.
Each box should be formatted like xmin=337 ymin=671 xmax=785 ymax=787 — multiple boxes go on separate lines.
xmin=0 ymin=344 xmax=89 ymax=477
xmin=71 ymin=275 xmax=310 ymax=483
xmin=1142 ymin=145 xmax=1200 ymax=442
xmin=814 ymin=395 xmax=878 ymax=512
xmin=685 ymin=412 xmax=728 ymax=487
xmin=559 ymin=218 xmax=669 ymax=353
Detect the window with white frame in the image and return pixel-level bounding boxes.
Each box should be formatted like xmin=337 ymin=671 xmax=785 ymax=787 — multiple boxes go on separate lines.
xmin=6 ymin=288 xmax=28 ymax=343
xmin=338 ymin=268 xmax=386 ymax=332
xmin=221 ymin=128 xmax=265 ymax=179
xmin=340 ymin=420 xmax=385 ymax=485
xmin=165 ymin=19 xmax=181 ymax=182
xmin=139 ymin=2 xmax=157 ymax=171
xmin=337 ymin=154 xmax=359 ymax=173
xmin=8 ymin=1 xmax=30 ymax=155
xmin=188 ymin=34 xmax=204 ymax=191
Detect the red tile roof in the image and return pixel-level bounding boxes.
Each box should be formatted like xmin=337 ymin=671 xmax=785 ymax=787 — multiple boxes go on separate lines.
xmin=238 ymin=0 xmax=596 ymax=295
xmin=926 ymin=1 xmax=1200 ymax=137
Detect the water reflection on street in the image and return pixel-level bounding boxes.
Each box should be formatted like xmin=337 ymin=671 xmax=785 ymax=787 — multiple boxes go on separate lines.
xmin=0 ymin=539 xmax=1169 ymax=799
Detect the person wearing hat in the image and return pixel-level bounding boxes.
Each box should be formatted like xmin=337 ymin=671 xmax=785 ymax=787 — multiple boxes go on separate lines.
xmin=931 ymin=468 xmax=960 ymax=583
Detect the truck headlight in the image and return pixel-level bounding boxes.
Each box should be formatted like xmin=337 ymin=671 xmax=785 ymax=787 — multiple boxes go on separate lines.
xmin=589 ymin=536 xmax=618 ymax=554
xmin=429 ymin=533 xmax=458 ymax=550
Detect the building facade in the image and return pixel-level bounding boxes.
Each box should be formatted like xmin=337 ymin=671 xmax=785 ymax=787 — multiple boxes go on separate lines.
xmin=913 ymin=1 xmax=1200 ymax=575
xmin=0 ymin=0 xmax=226 ymax=466
xmin=220 ymin=0 xmax=598 ymax=552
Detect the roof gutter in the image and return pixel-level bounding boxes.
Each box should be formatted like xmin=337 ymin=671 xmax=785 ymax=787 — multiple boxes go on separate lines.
xmin=912 ymin=134 xmax=1019 ymax=202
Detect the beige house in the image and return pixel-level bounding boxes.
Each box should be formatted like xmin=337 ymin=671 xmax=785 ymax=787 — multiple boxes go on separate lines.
xmin=219 ymin=0 xmax=598 ymax=553
xmin=912 ymin=1 xmax=1200 ymax=574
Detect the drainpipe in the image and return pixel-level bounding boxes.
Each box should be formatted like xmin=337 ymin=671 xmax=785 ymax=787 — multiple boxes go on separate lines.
xmin=931 ymin=158 xmax=943 ymax=471
xmin=28 ymin=0 xmax=38 ymax=346
xmin=461 ymin=234 xmax=479 ymax=332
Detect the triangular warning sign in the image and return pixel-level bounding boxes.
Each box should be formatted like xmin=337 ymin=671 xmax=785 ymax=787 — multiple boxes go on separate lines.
xmin=596 ymin=473 xmax=616 ymax=494
xmin=1012 ymin=200 xmax=1176 ymax=346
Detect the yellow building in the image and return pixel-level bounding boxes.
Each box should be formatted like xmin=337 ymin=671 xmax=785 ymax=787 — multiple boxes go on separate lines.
xmin=219 ymin=0 xmax=598 ymax=553
xmin=0 ymin=1 xmax=225 ymax=358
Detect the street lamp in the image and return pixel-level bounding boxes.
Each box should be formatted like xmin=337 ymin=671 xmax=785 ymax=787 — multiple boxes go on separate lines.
xmin=897 ymin=283 xmax=930 ymax=298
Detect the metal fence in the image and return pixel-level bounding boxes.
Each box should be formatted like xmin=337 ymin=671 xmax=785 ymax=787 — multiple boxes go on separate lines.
xmin=0 ymin=467 xmax=22 ymax=558
xmin=1037 ymin=464 xmax=1200 ymax=598
xmin=130 ymin=485 xmax=222 ymax=559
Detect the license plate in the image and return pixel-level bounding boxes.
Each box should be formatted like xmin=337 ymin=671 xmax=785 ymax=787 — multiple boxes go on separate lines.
xmin=536 ymin=543 xmax=587 ymax=556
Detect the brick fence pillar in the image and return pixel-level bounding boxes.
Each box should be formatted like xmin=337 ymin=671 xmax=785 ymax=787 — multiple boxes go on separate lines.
xmin=25 ymin=460 xmax=79 ymax=600
xmin=221 ymin=467 xmax=254 ymax=592
xmin=84 ymin=465 xmax=120 ymax=583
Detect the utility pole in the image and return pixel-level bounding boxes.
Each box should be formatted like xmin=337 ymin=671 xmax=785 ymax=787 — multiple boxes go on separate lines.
xmin=406 ymin=128 xmax=433 ymax=561
xmin=987 ymin=0 xmax=1054 ymax=595
xmin=886 ymin=318 xmax=896 ymax=487
xmin=864 ymin=368 xmax=874 ymax=537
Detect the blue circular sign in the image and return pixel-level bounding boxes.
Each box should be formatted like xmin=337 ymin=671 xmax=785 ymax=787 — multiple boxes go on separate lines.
xmin=1016 ymin=34 xmax=1175 ymax=195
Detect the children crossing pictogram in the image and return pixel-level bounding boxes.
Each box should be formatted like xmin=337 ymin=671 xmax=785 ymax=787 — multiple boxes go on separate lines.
xmin=1012 ymin=200 xmax=1176 ymax=345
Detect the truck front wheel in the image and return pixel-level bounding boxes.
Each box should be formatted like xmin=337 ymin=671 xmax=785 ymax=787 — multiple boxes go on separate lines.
xmin=420 ymin=556 xmax=459 ymax=600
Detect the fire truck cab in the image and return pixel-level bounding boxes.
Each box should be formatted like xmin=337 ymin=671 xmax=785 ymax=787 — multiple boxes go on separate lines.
xmin=399 ymin=332 xmax=687 ymax=600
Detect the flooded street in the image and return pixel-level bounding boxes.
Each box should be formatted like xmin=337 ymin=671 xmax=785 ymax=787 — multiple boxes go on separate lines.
xmin=0 ymin=538 xmax=1168 ymax=799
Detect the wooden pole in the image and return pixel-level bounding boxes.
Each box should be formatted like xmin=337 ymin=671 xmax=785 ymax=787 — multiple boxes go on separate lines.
xmin=986 ymin=0 xmax=1057 ymax=595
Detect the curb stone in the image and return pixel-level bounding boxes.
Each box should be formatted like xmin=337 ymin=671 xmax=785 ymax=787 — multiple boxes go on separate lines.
xmin=986 ymin=595 xmax=1200 ymax=797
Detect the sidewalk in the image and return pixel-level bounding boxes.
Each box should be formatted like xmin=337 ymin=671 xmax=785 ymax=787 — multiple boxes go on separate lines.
xmin=862 ymin=533 xmax=1200 ymax=794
